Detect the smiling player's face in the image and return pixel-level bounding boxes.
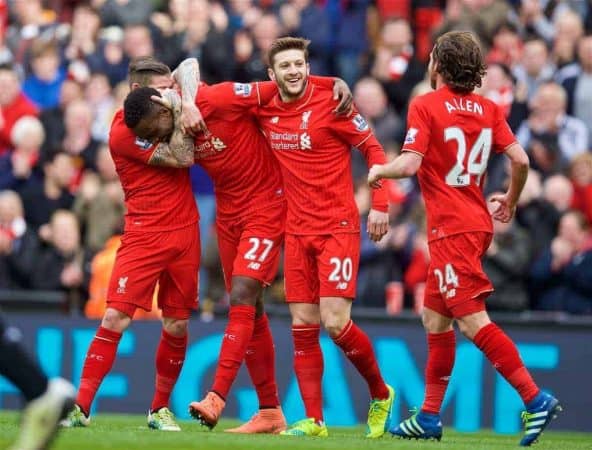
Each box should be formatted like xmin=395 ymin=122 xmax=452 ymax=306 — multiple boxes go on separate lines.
xmin=269 ymin=49 xmax=310 ymax=101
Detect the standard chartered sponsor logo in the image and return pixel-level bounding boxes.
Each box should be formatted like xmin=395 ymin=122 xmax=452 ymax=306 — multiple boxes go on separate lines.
xmin=270 ymin=131 xmax=312 ymax=151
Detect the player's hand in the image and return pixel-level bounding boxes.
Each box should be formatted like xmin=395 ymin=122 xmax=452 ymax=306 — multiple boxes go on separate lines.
xmin=367 ymin=209 xmax=389 ymax=242
xmin=180 ymin=101 xmax=208 ymax=135
xmin=368 ymin=164 xmax=384 ymax=189
xmin=489 ymin=193 xmax=516 ymax=223
xmin=151 ymin=89 xmax=181 ymax=117
xmin=332 ymin=78 xmax=353 ymax=115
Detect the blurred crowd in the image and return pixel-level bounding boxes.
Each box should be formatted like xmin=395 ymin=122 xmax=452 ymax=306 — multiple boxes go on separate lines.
xmin=0 ymin=0 xmax=590 ymax=317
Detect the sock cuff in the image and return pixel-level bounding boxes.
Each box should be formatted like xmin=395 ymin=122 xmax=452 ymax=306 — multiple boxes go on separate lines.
xmin=229 ymin=304 xmax=257 ymax=320
xmin=292 ymin=324 xmax=320 ymax=333
xmin=473 ymin=322 xmax=499 ymax=348
xmin=161 ymin=329 xmax=187 ymax=347
xmin=427 ymin=329 xmax=456 ymax=345
xmin=332 ymin=319 xmax=354 ymax=343
xmin=96 ymin=326 xmax=122 ymax=342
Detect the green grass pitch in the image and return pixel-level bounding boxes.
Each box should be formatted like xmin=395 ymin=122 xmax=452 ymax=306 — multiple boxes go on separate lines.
xmin=1 ymin=411 xmax=591 ymax=450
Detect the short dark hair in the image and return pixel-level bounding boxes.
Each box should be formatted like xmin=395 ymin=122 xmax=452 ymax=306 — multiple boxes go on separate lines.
xmin=432 ymin=31 xmax=486 ymax=94
xmin=123 ymin=87 xmax=160 ymax=129
xmin=128 ymin=56 xmax=170 ymax=87
xmin=268 ymin=37 xmax=310 ymax=67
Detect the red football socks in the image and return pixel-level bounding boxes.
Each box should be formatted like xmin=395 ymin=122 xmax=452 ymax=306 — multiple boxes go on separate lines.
xmin=332 ymin=320 xmax=389 ymax=400
xmin=421 ymin=330 xmax=456 ymax=414
xmin=211 ymin=305 xmax=256 ymax=399
xmin=292 ymin=324 xmax=324 ymax=422
xmin=76 ymin=326 xmax=122 ymax=415
xmin=474 ymin=323 xmax=539 ymax=404
xmin=244 ymin=314 xmax=280 ymax=408
xmin=150 ymin=329 xmax=187 ymax=412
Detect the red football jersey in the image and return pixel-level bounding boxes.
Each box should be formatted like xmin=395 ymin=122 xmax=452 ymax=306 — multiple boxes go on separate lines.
xmin=402 ymin=85 xmax=516 ymax=242
xmin=109 ymin=110 xmax=198 ymax=232
xmin=257 ymin=82 xmax=388 ymax=235
xmin=193 ymin=81 xmax=284 ymax=219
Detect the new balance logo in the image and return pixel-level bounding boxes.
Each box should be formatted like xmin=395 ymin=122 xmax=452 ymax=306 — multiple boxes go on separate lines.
xmin=117 ymin=276 xmax=128 ymax=294
xmin=88 ymin=353 xmax=104 ymax=361
xmin=336 ymin=282 xmax=348 ymax=290
xmin=211 ymin=137 xmax=226 ymax=150
xmin=270 ymin=116 xmax=279 ymax=124
xmin=224 ymin=333 xmax=236 ymax=341
xmin=247 ymin=262 xmax=261 ymax=270
xmin=168 ymin=359 xmax=184 ymax=366
xmin=300 ymin=133 xmax=311 ymax=150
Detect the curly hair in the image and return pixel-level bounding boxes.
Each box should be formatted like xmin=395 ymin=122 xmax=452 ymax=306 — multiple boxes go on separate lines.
xmin=123 ymin=87 xmax=160 ymax=129
xmin=432 ymin=31 xmax=486 ymax=94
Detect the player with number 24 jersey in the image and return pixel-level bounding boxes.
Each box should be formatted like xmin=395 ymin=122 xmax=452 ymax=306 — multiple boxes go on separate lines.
xmin=403 ymin=84 xmax=516 ymax=242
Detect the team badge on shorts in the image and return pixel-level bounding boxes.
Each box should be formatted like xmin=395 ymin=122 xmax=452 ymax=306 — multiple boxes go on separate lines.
xmin=233 ymin=83 xmax=252 ymax=97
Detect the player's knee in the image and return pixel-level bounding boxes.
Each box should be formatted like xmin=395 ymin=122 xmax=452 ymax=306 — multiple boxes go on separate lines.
xmin=101 ymin=309 xmax=131 ymax=333
xmin=321 ymin=314 xmax=349 ymax=338
xmin=163 ymin=318 xmax=188 ymax=337
xmin=229 ymin=280 xmax=259 ymax=307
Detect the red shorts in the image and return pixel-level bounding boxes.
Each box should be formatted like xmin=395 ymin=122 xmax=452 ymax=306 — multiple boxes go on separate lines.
xmin=424 ymin=232 xmax=493 ymax=318
xmin=107 ymin=223 xmax=200 ymax=319
xmin=217 ymin=202 xmax=285 ymax=292
xmin=284 ymin=232 xmax=360 ymax=303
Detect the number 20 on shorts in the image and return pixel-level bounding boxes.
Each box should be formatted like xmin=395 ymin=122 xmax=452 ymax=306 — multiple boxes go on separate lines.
xmin=434 ymin=263 xmax=459 ymax=299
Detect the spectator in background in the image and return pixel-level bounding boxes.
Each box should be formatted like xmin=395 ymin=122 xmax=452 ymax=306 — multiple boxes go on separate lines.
xmin=516 ymin=0 xmax=555 ymax=44
xmin=530 ymin=210 xmax=592 ymax=314
xmin=122 ymin=24 xmax=155 ymax=61
xmin=73 ymin=145 xmax=124 ymax=253
xmin=551 ymin=9 xmax=584 ymax=74
xmin=353 ymin=77 xmax=401 ymax=148
xmin=31 ymin=209 xmax=90 ymax=311
xmin=178 ymin=0 xmax=234 ymax=82
xmin=234 ymin=13 xmax=282 ymax=81
xmin=512 ymin=38 xmax=554 ymax=101
xmin=0 ymin=190 xmax=39 ymax=289
xmin=370 ymin=17 xmax=426 ymax=115
xmin=22 ymin=39 xmax=66 ymax=110
xmin=86 ymin=25 xmax=128 ymax=87
xmin=483 ymin=192 xmax=532 ymax=311
xmin=63 ymin=4 xmax=101 ymax=65
xmin=5 ymin=0 xmax=59 ymax=66
xmin=0 ymin=116 xmax=44 ymax=192
xmin=280 ymin=0 xmax=331 ymax=75
xmin=0 ymin=64 xmax=38 ymax=154
xmin=97 ymin=0 xmax=153 ymax=28
xmin=85 ymin=72 xmax=115 ymax=142
xmin=61 ymin=99 xmax=101 ymax=179
xmin=570 ymin=153 xmax=592 ymax=224
xmin=20 ymin=152 xmax=74 ymax=230
xmin=516 ymin=82 xmax=588 ymax=176
xmin=562 ymin=34 xmax=592 ymax=143
xmin=39 ymin=78 xmax=83 ymax=157
xmin=487 ymin=22 xmax=523 ymax=69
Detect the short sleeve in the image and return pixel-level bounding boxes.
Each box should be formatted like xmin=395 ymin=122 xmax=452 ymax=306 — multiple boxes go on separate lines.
xmin=200 ymin=82 xmax=276 ymax=112
xmin=109 ymin=115 xmax=156 ymax=164
xmin=492 ymin=103 xmax=517 ymax=153
xmin=401 ymin=98 xmax=431 ymax=156
xmin=330 ymin=106 xmax=374 ymax=147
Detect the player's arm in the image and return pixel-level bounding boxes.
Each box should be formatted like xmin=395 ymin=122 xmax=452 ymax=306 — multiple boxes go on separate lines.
xmin=367 ymin=151 xmax=423 ymax=186
xmin=149 ymin=90 xmax=194 ymax=168
xmin=489 ymin=143 xmax=529 ymax=223
xmin=172 ymin=58 xmax=207 ymax=134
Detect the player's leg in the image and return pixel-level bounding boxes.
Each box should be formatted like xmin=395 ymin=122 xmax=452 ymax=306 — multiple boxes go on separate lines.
xmin=457 ymin=307 xmax=561 ymax=446
xmin=223 ymin=206 xmax=286 ymax=433
xmin=317 ymin=233 xmax=394 ymax=438
xmin=0 ymin=315 xmax=75 ymax=450
xmin=66 ymin=231 xmax=168 ymax=426
xmin=151 ymin=224 xmax=200 ymax=431
xmin=226 ymin=293 xmax=286 ymax=434
xmin=319 ymin=296 xmax=394 ymax=438
xmin=64 ymin=306 xmax=132 ymax=427
xmin=390 ymin=305 xmax=453 ymax=441
xmin=280 ymin=234 xmax=327 ymax=437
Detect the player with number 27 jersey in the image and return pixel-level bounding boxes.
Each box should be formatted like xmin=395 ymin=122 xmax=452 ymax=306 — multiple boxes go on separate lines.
xmin=403 ymin=84 xmax=516 ymax=242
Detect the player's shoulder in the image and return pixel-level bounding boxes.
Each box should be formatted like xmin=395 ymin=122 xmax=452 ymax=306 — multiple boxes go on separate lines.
xmin=108 ymin=109 xmax=139 ymax=153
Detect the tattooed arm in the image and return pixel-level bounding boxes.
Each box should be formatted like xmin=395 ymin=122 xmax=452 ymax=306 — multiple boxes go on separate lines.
xmin=148 ymin=89 xmax=194 ymax=168
xmin=172 ymin=58 xmax=207 ymax=134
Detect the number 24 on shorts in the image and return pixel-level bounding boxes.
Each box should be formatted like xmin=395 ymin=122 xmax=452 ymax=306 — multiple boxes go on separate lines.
xmin=434 ymin=263 xmax=459 ymax=299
